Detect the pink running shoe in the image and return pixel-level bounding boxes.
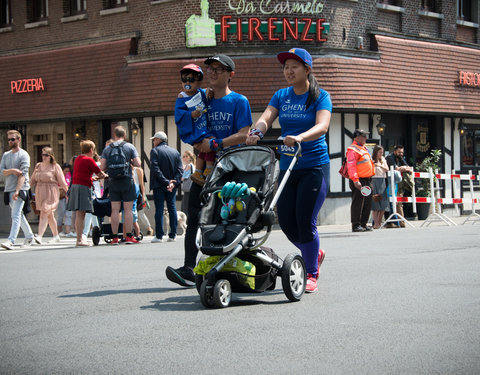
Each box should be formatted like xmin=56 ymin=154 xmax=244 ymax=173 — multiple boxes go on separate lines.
xmin=306 ymin=274 xmax=318 ymax=293
xmin=316 ymin=248 xmax=326 ymax=280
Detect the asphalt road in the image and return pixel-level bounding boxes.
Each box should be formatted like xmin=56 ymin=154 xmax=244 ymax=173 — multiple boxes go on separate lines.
xmin=1 ymin=222 xmax=479 ymax=374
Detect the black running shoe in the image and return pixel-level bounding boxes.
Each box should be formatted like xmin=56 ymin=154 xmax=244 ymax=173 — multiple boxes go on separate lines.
xmin=165 ymin=266 xmax=195 ymax=287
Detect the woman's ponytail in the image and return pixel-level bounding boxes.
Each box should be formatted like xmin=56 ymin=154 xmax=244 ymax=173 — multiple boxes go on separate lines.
xmin=306 ymin=72 xmax=320 ymax=109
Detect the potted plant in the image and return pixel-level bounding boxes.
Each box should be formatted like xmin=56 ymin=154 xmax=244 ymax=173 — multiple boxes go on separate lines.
xmin=415 ymin=149 xmax=442 ymax=220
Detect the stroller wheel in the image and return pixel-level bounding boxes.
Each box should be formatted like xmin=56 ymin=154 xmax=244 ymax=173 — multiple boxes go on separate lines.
xmin=213 ymin=279 xmax=232 ymax=308
xmin=92 ymin=226 xmax=101 ymax=246
xmin=281 ymin=253 xmax=306 ymax=302
xmin=199 ymin=280 xmax=214 ymax=308
xmin=195 ymin=274 xmax=204 ymax=294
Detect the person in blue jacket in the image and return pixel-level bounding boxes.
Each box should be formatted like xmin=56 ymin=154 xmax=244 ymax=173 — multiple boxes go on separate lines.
xmin=174 ymin=64 xmax=215 ymax=186
xmin=246 ymin=48 xmax=332 ymax=293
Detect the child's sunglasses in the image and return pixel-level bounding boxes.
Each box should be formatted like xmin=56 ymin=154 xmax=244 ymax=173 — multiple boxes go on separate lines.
xmin=181 ymin=76 xmax=201 ymax=83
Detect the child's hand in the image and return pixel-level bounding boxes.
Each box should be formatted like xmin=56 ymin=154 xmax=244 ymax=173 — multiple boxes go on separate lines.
xmin=191 ymin=110 xmax=201 ymax=118
xmin=206 ymin=87 xmax=214 ymax=100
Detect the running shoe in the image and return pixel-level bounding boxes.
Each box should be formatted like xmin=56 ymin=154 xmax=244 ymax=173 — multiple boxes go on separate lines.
xmin=111 ymin=237 xmax=120 ymax=245
xmin=305 ymin=274 xmax=318 ymax=293
xmin=165 ymin=266 xmax=195 ymax=287
xmin=316 ymin=249 xmax=326 ymax=280
xmin=1 ymin=241 xmax=14 ymax=250
xmin=125 ymin=236 xmax=139 ymax=244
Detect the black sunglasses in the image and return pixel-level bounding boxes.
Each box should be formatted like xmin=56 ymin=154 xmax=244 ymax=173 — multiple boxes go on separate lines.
xmin=42 ymin=154 xmax=50 ymax=157
xmin=181 ymin=76 xmax=201 ymax=83
xmin=8 ymin=138 xmax=17 ymax=142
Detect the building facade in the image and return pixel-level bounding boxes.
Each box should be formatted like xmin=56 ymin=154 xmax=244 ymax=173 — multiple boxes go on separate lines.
xmin=1 ymin=0 xmax=479 ymax=224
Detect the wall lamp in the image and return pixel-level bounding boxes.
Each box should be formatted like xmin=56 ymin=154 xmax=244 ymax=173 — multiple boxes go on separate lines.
xmin=373 ymin=115 xmax=386 ymax=136
xmin=459 ymin=119 xmax=467 ymax=135
xmin=131 ymin=119 xmax=141 ymax=136
xmin=74 ymin=124 xmax=86 ymax=140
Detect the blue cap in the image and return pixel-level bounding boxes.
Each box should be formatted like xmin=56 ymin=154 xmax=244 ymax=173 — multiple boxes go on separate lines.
xmin=277 ymin=48 xmax=313 ymax=68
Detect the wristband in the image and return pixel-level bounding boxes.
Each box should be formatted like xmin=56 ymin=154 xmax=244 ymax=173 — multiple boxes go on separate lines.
xmin=209 ymin=138 xmax=223 ymax=152
xmin=248 ymin=128 xmax=264 ymax=139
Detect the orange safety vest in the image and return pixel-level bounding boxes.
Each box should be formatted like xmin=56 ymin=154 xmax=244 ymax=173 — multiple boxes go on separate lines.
xmin=347 ymin=143 xmax=375 ymax=179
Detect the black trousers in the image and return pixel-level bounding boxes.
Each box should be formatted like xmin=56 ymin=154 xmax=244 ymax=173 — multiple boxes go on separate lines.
xmin=349 ymin=178 xmax=373 ymax=228
xmin=183 ymin=181 xmax=203 ymax=269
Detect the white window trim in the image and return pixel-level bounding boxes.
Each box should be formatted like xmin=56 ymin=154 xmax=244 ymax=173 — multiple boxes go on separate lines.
xmin=457 ymin=19 xmax=479 ymax=28
xmin=100 ymin=6 xmax=128 ymax=16
xmin=418 ymin=10 xmax=444 ymax=19
xmin=61 ymin=13 xmax=88 ymax=23
xmin=24 ymin=20 xmax=49 ymax=29
xmin=0 ymin=26 xmax=13 ymax=33
xmin=151 ymin=0 xmax=177 ymax=4
xmin=376 ymin=3 xmax=406 ymax=13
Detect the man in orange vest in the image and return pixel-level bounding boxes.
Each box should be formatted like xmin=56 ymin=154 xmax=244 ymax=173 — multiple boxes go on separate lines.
xmin=347 ymin=129 xmax=375 ymax=232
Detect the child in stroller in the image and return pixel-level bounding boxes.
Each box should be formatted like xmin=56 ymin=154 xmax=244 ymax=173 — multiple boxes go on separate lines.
xmin=193 ymin=142 xmax=307 ymax=308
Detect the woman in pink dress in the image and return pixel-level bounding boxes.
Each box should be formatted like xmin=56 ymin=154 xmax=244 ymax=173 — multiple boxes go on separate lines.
xmin=30 ymin=147 xmax=68 ymax=244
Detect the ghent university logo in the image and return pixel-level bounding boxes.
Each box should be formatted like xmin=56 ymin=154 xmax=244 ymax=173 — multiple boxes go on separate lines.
xmin=185 ymin=0 xmax=216 ymax=48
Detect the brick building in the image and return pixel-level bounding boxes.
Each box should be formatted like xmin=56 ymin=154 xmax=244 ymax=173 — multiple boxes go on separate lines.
xmin=1 ymin=0 xmax=479 ymax=224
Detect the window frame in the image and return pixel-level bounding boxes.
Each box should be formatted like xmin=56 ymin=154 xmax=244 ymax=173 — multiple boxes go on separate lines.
xmin=0 ymin=0 xmax=11 ymax=27
xmin=103 ymin=0 xmax=128 ymax=9
xmin=64 ymin=0 xmax=86 ymax=17
xmin=28 ymin=0 xmax=49 ymax=23
xmin=461 ymin=126 xmax=480 ymax=169
xmin=457 ymin=0 xmax=479 ymax=23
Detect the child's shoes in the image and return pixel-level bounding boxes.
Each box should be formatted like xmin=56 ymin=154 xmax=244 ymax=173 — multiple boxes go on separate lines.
xmin=203 ymin=167 xmax=213 ymax=178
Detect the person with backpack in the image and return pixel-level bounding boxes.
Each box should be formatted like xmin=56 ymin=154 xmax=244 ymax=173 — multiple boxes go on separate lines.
xmin=100 ymin=124 xmax=141 ymax=245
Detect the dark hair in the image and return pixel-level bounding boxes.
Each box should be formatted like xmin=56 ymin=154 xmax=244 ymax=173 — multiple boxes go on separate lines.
xmin=394 ymin=145 xmax=404 ymax=151
xmin=306 ymin=72 xmax=320 ymax=109
xmin=372 ymin=145 xmax=384 ymax=162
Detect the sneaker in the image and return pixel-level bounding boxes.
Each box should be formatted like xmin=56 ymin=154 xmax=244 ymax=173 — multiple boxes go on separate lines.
xmin=47 ymin=236 xmax=61 ymax=244
xmin=167 ymin=237 xmax=176 ymax=242
xmin=362 ymin=225 xmax=373 ymax=231
xmin=125 ymin=236 xmax=139 ymax=244
xmin=305 ymin=274 xmax=318 ymax=293
xmin=151 ymin=237 xmax=163 ymax=243
xmin=58 ymin=231 xmax=67 ymax=237
xmin=316 ymin=249 xmax=326 ymax=280
xmin=352 ymin=225 xmax=365 ymax=233
xmin=33 ymin=235 xmax=42 ymax=245
xmin=66 ymin=232 xmax=77 ymax=238
xmin=23 ymin=238 xmax=34 ymax=247
xmin=1 ymin=241 xmax=14 ymax=250
xmin=190 ymin=171 xmax=206 ymax=186
xmin=110 ymin=237 xmax=120 ymax=245
xmin=165 ymin=266 xmax=195 ymax=287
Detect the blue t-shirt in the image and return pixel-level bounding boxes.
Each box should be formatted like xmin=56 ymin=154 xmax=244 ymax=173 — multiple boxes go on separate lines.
xmin=206 ymin=91 xmax=252 ymax=140
xmin=269 ymin=86 xmax=332 ymax=170
xmin=175 ymin=89 xmax=212 ymax=145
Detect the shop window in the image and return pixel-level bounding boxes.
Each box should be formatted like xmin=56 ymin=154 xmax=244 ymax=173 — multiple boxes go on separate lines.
xmin=461 ymin=129 xmax=480 ymax=168
xmin=27 ymin=0 xmax=48 ymax=23
xmin=63 ymin=0 xmax=86 ymax=16
xmin=457 ymin=0 xmax=478 ymax=22
xmin=421 ymin=0 xmax=436 ymax=12
xmin=103 ymin=0 xmax=127 ymax=9
xmin=0 ymin=0 xmax=11 ymax=27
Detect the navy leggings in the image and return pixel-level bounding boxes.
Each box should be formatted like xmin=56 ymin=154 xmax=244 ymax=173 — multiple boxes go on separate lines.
xmin=277 ymin=164 xmax=329 ymax=276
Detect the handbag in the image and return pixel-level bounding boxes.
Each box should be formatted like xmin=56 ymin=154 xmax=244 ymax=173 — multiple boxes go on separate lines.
xmin=59 ymin=188 xmax=67 ymax=200
xmin=182 ymin=164 xmax=194 ymax=193
xmin=30 ymin=197 xmax=40 ymax=215
xmin=136 ymin=193 xmax=145 ymax=211
xmin=339 ymin=158 xmax=349 ymax=179
xmin=372 ymin=194 xmax=382 ymax=202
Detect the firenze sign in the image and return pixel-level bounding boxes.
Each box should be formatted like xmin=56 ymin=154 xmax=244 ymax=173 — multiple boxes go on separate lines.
xmin=186 ymin=0 xmax=329 ymax=48
xmin=11 ymin=78 xmax=45 ymax=94
xmin=459 ymin=71 xmax=480 ymax=88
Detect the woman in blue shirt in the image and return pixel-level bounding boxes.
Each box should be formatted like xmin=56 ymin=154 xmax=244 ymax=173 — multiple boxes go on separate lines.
xmin=246 ymin=48 xmax=332 ymax=293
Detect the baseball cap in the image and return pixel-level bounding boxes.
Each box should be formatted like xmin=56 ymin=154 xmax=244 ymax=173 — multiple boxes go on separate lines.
xmin=277 ymin=48 xmax=313 ymax=68
xmin=180 ymin=64 xmax=203 ymax=78
xmin=150 ymin=131 xmax=168 ymax=141
xmin=353 ymin=129 xmax=369 ymax=138
xmin=204 ymin=54 xmax=235 ymax=71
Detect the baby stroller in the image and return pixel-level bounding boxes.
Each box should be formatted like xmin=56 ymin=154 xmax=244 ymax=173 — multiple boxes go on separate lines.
xmin=90 ymin=188 xmax=143 ymax=245
xmin=194 ymin=141 xmax=307 ymax=308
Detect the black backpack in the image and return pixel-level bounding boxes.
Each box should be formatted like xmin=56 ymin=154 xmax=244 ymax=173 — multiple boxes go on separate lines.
xmin=106 ymin=142 xmax=130 ymax=179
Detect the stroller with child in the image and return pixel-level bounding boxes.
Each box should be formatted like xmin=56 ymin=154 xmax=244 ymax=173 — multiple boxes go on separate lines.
xmin=90 ymin=187 xmax=143 ymax=245
xmin=194 ymin=141 xmax=307 ymax=308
